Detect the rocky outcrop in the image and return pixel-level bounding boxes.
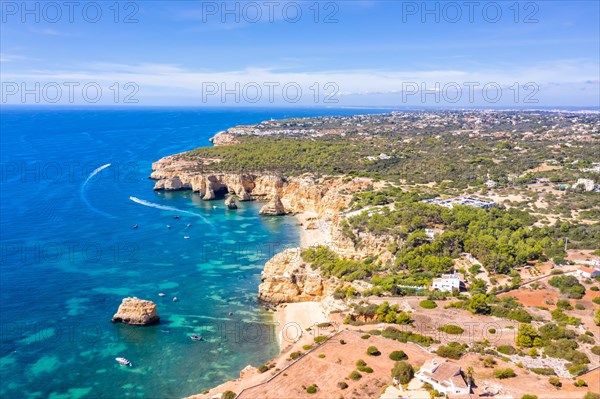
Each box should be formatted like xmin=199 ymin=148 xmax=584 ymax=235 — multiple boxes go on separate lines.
xmin=258 ymin=249 xmax=340 ymax=304
xmin=259 ymin=195 xmax=286 ymax=216
xmin=111 ymin=297 xmax=160 ymax=326
xmin=225 ymin=196 xmax=238 ymax=209
xmin=209 ymin=132 xmax=240 ymax=146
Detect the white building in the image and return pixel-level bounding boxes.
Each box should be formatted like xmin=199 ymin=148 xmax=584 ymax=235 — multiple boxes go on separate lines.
xmin=415 ymin=358 xmax=470 ymax=395
xmin=431 ymin=273 xmax=464 ymax=292
xmin=576 ymin=266 xmax=600 ymax=279
xmin=575 ymin=178 xmax=596 ymax=192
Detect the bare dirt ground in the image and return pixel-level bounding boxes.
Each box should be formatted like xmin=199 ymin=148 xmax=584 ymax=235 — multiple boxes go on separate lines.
xmin=238 ymin=329 xmax=432 ymax=399
xmin=499 ymin=286 xmax=559 ymax=309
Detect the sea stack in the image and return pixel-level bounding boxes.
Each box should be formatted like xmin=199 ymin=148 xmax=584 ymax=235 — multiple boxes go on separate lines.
xmin=259 ymin=195 xmax=286 ymax=216
xmin=111 ymin=297 xmax=160 ymax=326
xmin=225 ymin=196 xmax=238 ymax=209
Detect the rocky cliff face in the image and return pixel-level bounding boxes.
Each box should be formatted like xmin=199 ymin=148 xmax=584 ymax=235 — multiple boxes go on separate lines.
xmin=258 ymin=249 xmax=340 ymax=304
xmin=111 ymin=297 xmax=160 ymax=326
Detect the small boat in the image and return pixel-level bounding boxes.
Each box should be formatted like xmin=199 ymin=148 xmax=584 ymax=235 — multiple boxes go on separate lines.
xmin=183 ymin=236 xmax=190 ymax=239
xmin=228 ymin=311 xmax=233 ymax=317
xmin=132 ymin=224 xmax=138 ymax=229
xmin=166 ymin=225 xmax=172 ymax=229
xmin=172 ymin=297 xmax=178 ymax=302
xmin=190 ymin=334 xmax=204 ymax=342
xmin=172 ymin=215 xmax=180 ymax=219
xmin=158 ymin=293 xmax=165 ymax=297
xmin=186 ymin=224 xmax=192 ymax=228
xmin=115 ymin=357 xmax=132 ymax=366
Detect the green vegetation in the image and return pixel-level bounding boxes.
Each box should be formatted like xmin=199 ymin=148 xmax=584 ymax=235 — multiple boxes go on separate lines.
xmin=529 ymin=367 xmax=555 ymax=376
xmin=521 ymin=395 xmax=538 ymax=399
xmin=584 ymin=393 xmax=600 ymax=399
xmin=389 ymin=350 xmax=408 ymax=361
xmin=289 ymin=351 xmax=303 ymax=360
xmin=391 ymin=361 xmax=414 ymax=384
xmin=367 ymin=346 xmax=381 ymax=356
xmin=574 ymin=379 xmax=588 ymax=387
xmin=548 ymin=376 xmax=562 ymax=388
xmin=419 ymin=300 xmax=437 ymax=309
xmin=306 ymin=384 xmax=317 ymax=394
xmin=436 ymin=342 xmax=467 ymax=360
xmin=483 ymin=357 xmax=497 ymax=367
xmin=349 ymin=370 xmax=362 ymax=380
xmin=498 ymin=345 xmax=517 ymax=355
xmin=318 ymin=354 xmax=326 ymax=359
xmin=516 ymin=324 xmax=542 ymax=348
xmin=437 ymin=325 xmax=464 ymax=335
xmin=314 ymin=335 xmax=327 ymax=344
xmin=381 ymin=326 xmax=437 ymax=346
xmin=257 ymin=364 xmax=269 ymax=373
xmin=548 ymin=275 xmax=586 ymax=299
xmin=221 ymin=391 xmax=236 ymax=399
xmin=494 ymin=368 xmax=516 ymax=379
xmin=337 ymin=381 xmax=348 ymax=390
xmin=591 ymin=346 xmax=600 ymax=355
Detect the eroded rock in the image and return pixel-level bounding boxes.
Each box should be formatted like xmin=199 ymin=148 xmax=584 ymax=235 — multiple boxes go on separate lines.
xmin=111 ymin=297 xmax=160 ymax=326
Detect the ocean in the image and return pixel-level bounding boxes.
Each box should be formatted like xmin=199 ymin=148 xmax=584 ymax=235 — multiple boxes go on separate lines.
xmin=0 ymin=107 xmax=391 ymax=399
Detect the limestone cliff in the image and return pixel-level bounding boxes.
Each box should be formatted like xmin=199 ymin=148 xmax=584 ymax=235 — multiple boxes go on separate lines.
xmin=111 ymin=297 xmax=160 ymax=326
xmin=258 ymin=249 xmax=340 ymax=304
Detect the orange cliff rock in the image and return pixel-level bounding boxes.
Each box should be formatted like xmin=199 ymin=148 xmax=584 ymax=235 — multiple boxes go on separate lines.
xmin=111 ymin=297 xmax=160 ymax=326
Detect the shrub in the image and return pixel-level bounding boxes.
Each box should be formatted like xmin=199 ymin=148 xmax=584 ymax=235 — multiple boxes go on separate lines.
xmin=593 ymin=297 xmax=600 ymax=305
xmin=367 ymin=346 xmax=381 ymax=356
xmin=314 ymin=335 xmax=327 ymax=344
xmin=361 ymin=334 xmax=371 ymax=339
xmin=318 ymin=354 xmax=325 ymax=359
xmin=358 ymin=366 xmax=373 ymax=373
xmin=568 ymin=364 xmax=588 ymax=376
xmin=529 ymin=367 xmax=555 ymax=376
xmin=420 ymin=300 xmax=437 ymax=309
xmin=349 ymin=370 xmax=362 ymax=380
xmin=497 ymin=345 xmax=517 ymax=355
xmin=591 ymin=346 xmax=600 ymax=355
xmin=575 ymin=303 xmax=585 ymax=310
xmin=221 ymin=391 xmax=236 ymax=399
xmin=438 ymin=325 xmax=464 ymax=335
xmin=436 ymin=342 xmax=467 ymax=360
xmin=257 ymin=364 xmax=269 ymax=373
xmin=391 ymin=361 xmax=414 ymax=384
xmin=488 ymin=328 xmax=497 ymax=334
xmin=356 ymin=359 xmax=366 ymax=367
xmin=289 ymin=351 xmax=303 ymax=360
xmin=483 ymin=357 xmax=497 ymax=368
xmin=382 ymin=326 xmax=436 ymax=346
xmin=339 ymin=339 xmax=346 ymax=345
xmin=306 ymin=385 xmax=317 ymax=394
xmin=578 ymin=334 xmax=594 ymax=344
xmin=584 ymin=393 xmax=600 ymax=399
xmin=574 ymin=379 xmax=588 ymax=387
xmin=337 ymin=381 xmax=348 ymax=390
xmin=556 ymin=299 xmax=573 ymax=310
xmin=521 ymin=395 xmax=538 ymax=399
xmin=548 ymin=376 xmax=561 ymax=388
xmin=389 ymin=350 xmax=408 ymax=361
xmin=494 ymin=368 xmax=516 ymax=379
xmin=549 ymin=275 xmax=586 ymax=299
xmin=590 ymin=286 xmax=599 ymax=291
xmin=302 ymin=344 xmax=313 ymax=350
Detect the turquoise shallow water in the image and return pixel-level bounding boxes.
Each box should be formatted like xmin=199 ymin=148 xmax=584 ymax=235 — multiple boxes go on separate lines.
xmin=0 ymin=107 xmax=391 ymax=398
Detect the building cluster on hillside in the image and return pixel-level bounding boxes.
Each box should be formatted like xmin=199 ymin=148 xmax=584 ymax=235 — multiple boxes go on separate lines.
xmin=423 ymin=196 xmax=497 ymax=209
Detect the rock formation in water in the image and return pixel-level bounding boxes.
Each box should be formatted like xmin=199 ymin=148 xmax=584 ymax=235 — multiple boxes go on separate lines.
xmin=258 ymin=195 xmax=286 ymax=216
xmin=111 ymin=297 xmax=160 ymax=326
xmin=225 ymin=196 xmax=238 ymax=209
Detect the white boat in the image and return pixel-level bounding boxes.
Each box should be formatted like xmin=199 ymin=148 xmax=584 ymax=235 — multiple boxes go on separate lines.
xmin=158 ymin=293 xmax=165 ymax=297
xmin=183 ymin=236 xmax=190 ymax=239
xmin=115 ymin=357 xmax=132 ymax=366
xmin=190 ymin=334 xmax=203 ymax=341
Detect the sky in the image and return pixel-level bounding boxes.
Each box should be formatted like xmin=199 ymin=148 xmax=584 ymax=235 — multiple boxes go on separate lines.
xmin=1 ymin=0 xmax=599 ymax=107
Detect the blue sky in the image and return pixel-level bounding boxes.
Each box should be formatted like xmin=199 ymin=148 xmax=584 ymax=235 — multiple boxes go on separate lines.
xmin=1 ymin=0 xmax=599 ymax=106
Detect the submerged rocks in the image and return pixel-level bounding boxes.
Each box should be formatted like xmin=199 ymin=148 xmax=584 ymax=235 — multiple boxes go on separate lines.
xmin=259 ymin=195 xmax=286 ymax=216
xmin=225 ymin=196 xmax=238 ymax=209
xmin=111 ymin=297 xmax=160 ymax=326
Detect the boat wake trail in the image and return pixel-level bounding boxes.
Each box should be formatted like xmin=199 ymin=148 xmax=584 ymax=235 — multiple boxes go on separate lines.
xmin=80 ymin=163 xmax=116 ymax=219
xmin=129 ymin=196 xmax=214 ymax=227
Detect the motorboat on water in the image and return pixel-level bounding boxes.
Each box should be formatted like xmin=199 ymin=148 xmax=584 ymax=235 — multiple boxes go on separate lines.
xmin=183 ymin=236 xmax=190 ymax=239
xmin=115 ymin=357 xmax=132 ymax=366
xmin=190 ymin=334 xmax=203 ymax=341
xmin=158 ymin=293 xmax=166 ymax=297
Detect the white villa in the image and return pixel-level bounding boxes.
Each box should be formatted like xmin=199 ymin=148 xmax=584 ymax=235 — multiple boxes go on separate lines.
xmin=415 ymin=358 xmax=470 ymax=395
xmin=431 ymin=273 xmax=464 ymax=293
xmin=576 ymin=265 xmax=600 ymax=279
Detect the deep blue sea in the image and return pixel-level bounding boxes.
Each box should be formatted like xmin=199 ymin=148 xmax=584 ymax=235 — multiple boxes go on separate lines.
xmin=0 ymin=107 xmax=392 ymax=399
